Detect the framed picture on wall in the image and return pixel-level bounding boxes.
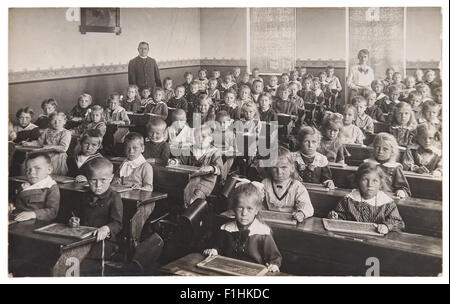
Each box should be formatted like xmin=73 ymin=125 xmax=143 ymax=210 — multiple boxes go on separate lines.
xmin=79 ymin=8 xmax=121 ymax=35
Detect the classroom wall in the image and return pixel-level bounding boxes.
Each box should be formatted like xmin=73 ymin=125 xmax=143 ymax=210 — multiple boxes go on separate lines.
xmin=9 ymin=8 xmax=201 ymax=121
xmin=200 ymin=8 xmax=247 ymax=61
xmin=296 ymin=8 xmax=346 ymax=61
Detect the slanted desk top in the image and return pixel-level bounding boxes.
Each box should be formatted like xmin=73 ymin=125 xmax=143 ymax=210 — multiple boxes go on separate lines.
xmin=161 ymin=253 xmax=289 ymax=276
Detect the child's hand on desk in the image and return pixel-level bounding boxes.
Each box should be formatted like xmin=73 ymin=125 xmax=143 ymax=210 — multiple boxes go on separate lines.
xmin=14 ymin=211 xmax=36 ymax=222
xmin=375 ymin=224 xmax=389 ymax=235
xmin=75 ymin=175 xmax=87 ymax=183
xmin=203 ymin=249 xmax=218 ymax=257
xmin=329 ymin=211 xmax=339 ymax=220
xmin=323 ymin=180 xmax=335 ymax=190
xmin=293 ymin=211 xmax=305 ymax=223
xmin=395 ymin=190 xmax=407 ymax=199
xmin=94 ymin=226 xmax=110 ymax=242
xmin=266 ymin=264 xmax=280 ymax=273
xmin=199 ymin=166 xmax=214 ymax=173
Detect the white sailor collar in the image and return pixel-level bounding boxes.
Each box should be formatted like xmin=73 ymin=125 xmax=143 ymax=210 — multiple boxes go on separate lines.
xmin=22 ymin=176 xmax=57 ymax=192
xmin=347 ymin=189 xmax=393 ymax=207
xmin=364 ymin=158 xmax=401 ymax=168
xmin=221 ymin=219 xmax=271 ymax=236
xmin=292 ymin=151 xmax=329 ymax=168
xmin=15 ymin=123 xmax=38 ymax=132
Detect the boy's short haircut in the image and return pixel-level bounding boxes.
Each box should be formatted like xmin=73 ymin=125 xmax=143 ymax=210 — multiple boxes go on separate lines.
xmin=80 ymin=129 xmax=104 ymax=144
xmin=416 ymin=123 xmax=438 ymax=138
xmin=405 ymin=75 xmax=416 ymax=81
xmin=16 ymin=107 xmax=35 ymax=118
xmin=41 ymin=98 xmax=58 ymax=109
xmin=425 ymin=69 xmax=435 ymax=75
xmin=26 ymin=152 xmax=52 ymax=166
xmin=209 ymin=77 xmax=218 ymax=82
xmin=318 ymin=71 xmax=327 ymax=77
xmin=172 ymin=108 xmax=186 ymax=120
xmin=78 ymin=93 xmax=93 ymax=104
xmin=408 ymin=91 xmax=422 ymax=101
xmin=252 ymin=79 xmax=263 ymax=86
xmin=153 ymin=87 xmax=165 ymax=95
xmin=363 ymin=89 xmax=377 ymax=99
xmin=83 ymin=157 xmax=113 ymax=178
xmin=393 ymin=72 xmax=402 ymax=77
xmin=357 ymin=49 xmax=370 ymax=59
xmin=288 ymin=81 xmax=299 ymax=88
xmin=213 ymin=69 xmax=220 ymax=73
xmin=184 ymin=71 xmax=193 ymax=77
xmin=139 ymin=41 xmax=150 ymax=48
xmin=197 ymin=94 xmax=212 ymax=104
xmin=163 ymin=77 xmax=172 ymax=85
xmin=225 ymin=90 xmax=236 ymax=98
xmin=252 ymin=67 xmax=259 ymax=72
xmin=49 ymin=112 xmax=67 ymax=121
xmin=341 ymin=104 xmax=356 ymax=115
xmin=422 ymin=100 xmax=439 ymax=111
xmin=387 ymin=85 xmax=400 ymax=94
xmin=326 ymin=65 xmax=335 ymax=70
xmin=124 ymin=132 xmax=145 ymax=146
xmin=107 ymin=92 xmax=121 ymax=104
xmin=216 ymin=110 xmax=231 ymax=121
xmin=281 ymin=73 xmax=289 ymax=78
xmin=351 ymin=96 xmax=368 ymax=106
xmin=199 ymin=68 xmax=207 ymax=74
xmin=240 ymin=85 xmax=251 ymax=92
xmin=230 ymin=182 xmax=264 ymax=211
xmin=191 ymin=80 xmax=201 ymax=86
xmin=175 ymin=84 xmax=185 ymax=91
xmin=371 ymin=79 xmax=385 ymax=90
xmin=141 ymin=87 xmax=151 ymax=92
xmin=146 ymin=118 xmax=167 ymax=132
xmin=386 ymin=67 xmax=395 ymax=73
xmin=90 ymin=105 xmax=104 ymax=113
xmin=233 ymin=67 xmax=241 ymax=72
xmin=312 ymin=77 xmax=320 ymax=83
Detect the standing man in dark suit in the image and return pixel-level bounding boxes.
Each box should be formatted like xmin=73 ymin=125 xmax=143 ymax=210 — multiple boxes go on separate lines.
xmin=128 ymin=41 xmax=162 ymax=93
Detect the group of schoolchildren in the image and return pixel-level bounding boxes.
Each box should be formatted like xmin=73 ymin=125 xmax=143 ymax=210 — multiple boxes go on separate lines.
xmin=8 ymin=64 xmax=442 ymax=275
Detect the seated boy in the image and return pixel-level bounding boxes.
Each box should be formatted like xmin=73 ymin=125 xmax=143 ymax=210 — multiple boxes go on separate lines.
xmin=143 ymin=118 xmax=170 ymax=165
xmin=71 ymin=157 xmax=123 ymax=276
xmin=67 ymin=129 xmax=104 ymax=182
xmin=13 ymin=152 xmax=60 ymax=222
xmin=167 ymin=109 xmax=194 ymax=153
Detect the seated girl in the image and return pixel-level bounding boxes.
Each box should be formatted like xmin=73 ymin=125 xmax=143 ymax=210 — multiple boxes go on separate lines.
xmin=328 ymin=162 xmax=405 ymax=235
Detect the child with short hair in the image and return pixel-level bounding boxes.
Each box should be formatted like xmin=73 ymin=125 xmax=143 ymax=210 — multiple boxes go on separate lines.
xmin=167 ymin=109 xmax=194 ymax=151
xmin=433 ymin=86 xmax=442 ymax=105
xmin=273 ymin=86 xmax=298 ymax=117
xmin=407 ymin=91 xmax=423 ymax=121
xmin=299 ymin=66 xmax=308 ymax=81
xmin=364 ymin=132 xmax=411 ymax=198
xmin=196 ymin=69 xmax=209 ymax=93
xmin=232 ymin=67 xmax=241 ymax=83
xmin=35 ymin=98 xmax=57 ymax=130
xmin=73 ymin=157 xmax=123 ymax=275
xmin=220 ymin=91 xmax=241 ymax=121
xmin=390 ymin=102 xmax=417 ymax=147
xmin=299 ymin=78 xmax=317 ymax=104
xmin=250 ymin=67 xmax=263 ymax=84
xmin=328 ymin=162 xmax=405 ymax=234
xmin=24 ymin=112 xmax=72 ymax=175
xmin=415 ymin=83 xmax=432 ymax=102
xmin=163 ymin=77 xmax=175 ymax=102
xmin=260 ymin=146 xmax=314 ymax=223
xmin=13 ymin=152 xmax=60 ymax=222
xmin=318 ymin=72 xmax=328 ymax=91
xmin=14 ymin=107 xmax=40 ymax=143
xmin=258 ymin=93 xmax=278 ymax=123
xmin=191 ymin=94 xmax=216 ymax=125
xmin=325 ymin=66 xmax=342 ymax=93
xmin=265 ymin=76 xmax=279 ymax=97
xmin=207 ymin=78 xmax=221 ymax=107
xmin=402 ymin=123 xmax=442 ymax=176
xmin=251 ymin=79 xmax=264 ymax=103
xmin=319 ymin=113 xmax=347 ymax=164
xmin=364 ymin=89 xmax=385 ymax=122
xmin=236 ymin=85 xmax=253 ymax=107
xmin=392 ymin=72 xmax=405 ymax=91
xmin=378 ymin=85 xmax=400 ymax=114
xmin=419 ymin=100 xmax=441 ymax=143
xmin=203 ymin=182 xmax=282 ymax=272
xmin=70 ymin=93 xmax=93 ymax=121
xmin=220 ymin=73 xmax=238 ymax=96
xmin=143 ymin=118 xmax=170 ymax=165
xmin=78 ymin=105 xmax=107 ymax=137
xmin=383 ymin=68 xmax=395 ymax=89
xmin=341 ymin=105 xmax=365 ymax=144
xmin=212 ymin=69 xmax=223 ymax=87
xmin=140 ymin=87 xmax=154 ymax=109
xmin=414 ymin=68 xmax=424 ymax=84
xmin=182 ymin=72 xmax=194 ymax=97
xmin=371 ymin=79 xmax=388 ymax=106
xmin=167 ymin=85 xmax=189 ymax=113
xmin=238 ymin=73 xmax=252 ymax=89
xmin=114 ymin=132 xmax=153 ymax=191
xmin=292 ymin=126 xmax=335 ymax=189
xmin=213 ymin=111 xmax=236 ymax=178
xmin=105 ymin=93 xmax=131 ymax=125
xmin=145 ymin=87 xmax=169 ymax=120
xmin=122 ymin=85 xmax=141 ymax=113
xmin=168 ymin=125 xmax=223 ymax=207
xmin=279 ymin=73 xmax=290 ymax=87
xmin=352 ymin=96 xmax=374 ymax=134
xmin=423 ymin=70 xmax=440 ymax=91
xmin=186 ymin=80 xmax=201 ymax=111
xmin=67 ymin=129 xmax=104 ymax=181
xmin=401 ymin=76 xmax=417 ymax=101
xmin=289 ymin=82 xmax=304 ymax=112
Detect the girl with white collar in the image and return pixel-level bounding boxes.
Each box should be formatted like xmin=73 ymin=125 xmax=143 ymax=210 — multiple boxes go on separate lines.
xmin=329 ymin=162 xmax=405 ymax=235
xmin=203 ymin=182 xmax=282 ymax=272
xmin=364 ymin=132 xmax=410 ymax=199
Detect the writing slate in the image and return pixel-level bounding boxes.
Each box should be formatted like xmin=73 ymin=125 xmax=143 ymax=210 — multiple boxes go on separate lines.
xmin=197 ymin=255 xmax=268 ymax=276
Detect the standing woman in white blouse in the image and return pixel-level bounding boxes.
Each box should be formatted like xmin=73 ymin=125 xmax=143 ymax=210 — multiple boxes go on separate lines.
xmin=347 ymin=49 xmax=375 ymax=101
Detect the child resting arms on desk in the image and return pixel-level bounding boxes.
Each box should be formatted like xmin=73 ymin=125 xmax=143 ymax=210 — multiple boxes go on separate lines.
xmin=13 ymin=152 xmax=60 ymax=222
xmin=203 ymin=182 xmax=282 ymax=273
xmin=328 ymin=162 xmax=405 ymax=235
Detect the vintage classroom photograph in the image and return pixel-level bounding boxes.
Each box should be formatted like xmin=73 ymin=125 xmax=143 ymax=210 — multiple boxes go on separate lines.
xmin=3 ymin=0 xmax=449 ymax=284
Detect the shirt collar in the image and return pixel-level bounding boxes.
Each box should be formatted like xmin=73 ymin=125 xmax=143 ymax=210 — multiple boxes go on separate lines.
xmin=22 ymin=176 xmax=57 ymax=192
xmin=347 ymin=189 xmax=393 ymax=207
xmin=16 ymin=123 xmax=38 ymax=132
xmin=364 ymin=158 xmax=400 ymax=168
xmin=221 ymin=219 xmax=271 ymax=236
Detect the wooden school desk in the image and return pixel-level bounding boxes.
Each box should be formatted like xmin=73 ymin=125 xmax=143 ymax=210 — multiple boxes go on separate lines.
xmin=329 ymin=164 xmax=442 ymax=201
xmin=9 ymin=219 xmax=98 ymax=277
xmin=215 ymin=214 xmax=442 ymax=276
xmin=303 ymin=183 xmax=442 ymax=237
xmin=161 ymin=253 xmax=288 ymax=276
